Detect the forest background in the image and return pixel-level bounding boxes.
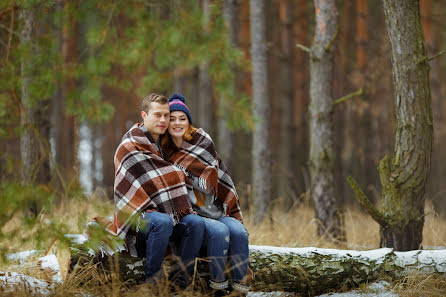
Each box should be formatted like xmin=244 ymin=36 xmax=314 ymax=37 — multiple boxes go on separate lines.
xmin=1 ymin=0 xmax=446 ymax=255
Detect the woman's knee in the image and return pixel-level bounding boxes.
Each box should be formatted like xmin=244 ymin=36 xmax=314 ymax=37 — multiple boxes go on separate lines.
xmin=221 ymin=217 xmax=249 ymax=241
xmin=204 ymin=219 xmax=230 ymax=241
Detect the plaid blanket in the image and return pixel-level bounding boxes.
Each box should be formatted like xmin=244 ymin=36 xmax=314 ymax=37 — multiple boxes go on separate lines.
xmin=97 ymin=123 xmax=193 ymax=239
xmin=171 ymin=128 xmax=244 ymax=223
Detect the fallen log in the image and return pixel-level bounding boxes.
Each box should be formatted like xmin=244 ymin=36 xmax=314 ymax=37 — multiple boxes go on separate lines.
xmin=67 ymin=234 xmax=446 ymax=294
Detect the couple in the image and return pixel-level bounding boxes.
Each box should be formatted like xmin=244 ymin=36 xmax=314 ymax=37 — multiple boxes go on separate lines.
xmin=108 ymin=93 xmax=249 ymax=295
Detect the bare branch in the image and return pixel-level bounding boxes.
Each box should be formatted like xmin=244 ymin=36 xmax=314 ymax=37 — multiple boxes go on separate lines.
xmin=296 ymin=43 xmax=311 ymax=54
xmin=324 ymin=24 xmax=340 ymax=52
xmin=333 ymin=88 xmax=365 ymax=105
xmin=428 ymin=49 xmax=445 ymax=61
xmin=347 ymin=175 xmax=388 ymax=227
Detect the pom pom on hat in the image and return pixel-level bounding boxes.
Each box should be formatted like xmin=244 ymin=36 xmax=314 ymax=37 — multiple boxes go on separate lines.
xmin=168 ymin=93 xmax=192 ymax=124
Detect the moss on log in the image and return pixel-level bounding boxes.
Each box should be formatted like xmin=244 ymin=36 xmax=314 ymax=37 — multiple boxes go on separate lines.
xmin=67 ymin=234 xmax=446 ymax=294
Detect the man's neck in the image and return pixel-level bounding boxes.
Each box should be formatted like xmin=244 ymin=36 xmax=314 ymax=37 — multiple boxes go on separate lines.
xmin=150 ymin=133 xmax=159 ymax=142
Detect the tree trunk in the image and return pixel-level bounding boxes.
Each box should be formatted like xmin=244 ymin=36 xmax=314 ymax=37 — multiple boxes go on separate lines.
xmin=378 ymin=0 xmax=433 ymax=251
xmin=292 ymin=0 xmax=309 ymax=199
xmin=53 ymin=0 xmax=79 ymax=193
xmin=19 ymin=7 xmax=51 ymax=214
xmin=350 ymin=0 xmax=433 ymax=251
xmin=277 ymin=0 xmax=294 ymax=202
xmin=355 ymin=0 xmax=375 ymax=204
xmin=198 ymin=0 xmax=213 ymax=133
xmin=68 ymin=235 xmax=446 ymax=294
xmin=309 ymin=0 xmax=344 ymax=241
xmin=421 ymin=0 xmax=445 ymax=214
xmin=217 ymin=0 xmax=238 ymax=165
xmin=250 ymin=0 xmax=270 ymax=223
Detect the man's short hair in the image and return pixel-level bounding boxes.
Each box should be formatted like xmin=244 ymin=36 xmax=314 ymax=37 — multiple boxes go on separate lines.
xmin=141 ymin=93 xmax=168 ymax=112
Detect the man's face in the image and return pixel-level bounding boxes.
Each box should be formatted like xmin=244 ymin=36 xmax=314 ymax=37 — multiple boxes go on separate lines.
xmin=141 ymin=102 xmax=170 ymax=141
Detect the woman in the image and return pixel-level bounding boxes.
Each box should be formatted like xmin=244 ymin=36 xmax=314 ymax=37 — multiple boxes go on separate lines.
xmin=161 ymin=93 xmax=250 ymax=296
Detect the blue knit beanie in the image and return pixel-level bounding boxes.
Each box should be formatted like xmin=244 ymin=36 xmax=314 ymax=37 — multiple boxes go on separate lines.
xmin=168 ymin=93 xmax=192 ymax=124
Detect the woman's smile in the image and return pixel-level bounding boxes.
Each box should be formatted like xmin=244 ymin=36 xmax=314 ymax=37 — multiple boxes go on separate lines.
xmin=168 ymin=111 xmax=190 ymax=145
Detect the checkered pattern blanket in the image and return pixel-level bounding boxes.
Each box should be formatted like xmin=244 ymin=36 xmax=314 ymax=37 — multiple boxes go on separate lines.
xmin=99 ymin=123 xmax=193 ymax=239
xmin=171 ymin=128 xmax=244 ymax=223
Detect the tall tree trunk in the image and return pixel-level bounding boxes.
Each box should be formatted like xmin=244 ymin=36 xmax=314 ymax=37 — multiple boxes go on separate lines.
xmin=53 ymin=0 xmax=79 ymax=193
xmin=20 ymin=8 xmax=51 ymax=214
xmin=334 ymin=0 xmax=351 ymax=207
xmin=421 ymin=0 xmax=444 ymax=213
xmin=355 ymin=0 xmax=375 ymax=203
xmin=351 ymin=0 xmax=433 ymax=251
xmin=218 ymin=0 xmax=238 ymax=165
xmin=277 ymin=0 xmax=293 ymax=201
xmin=293 ymin=0 xmax=309 ymax=198
xmin=250 ymin=0 xmax=270 ymax=222
xmin=198 ymin=0 xmax=213 ymax=133
xmin=309 ymin=0 xmax=344 ymax=240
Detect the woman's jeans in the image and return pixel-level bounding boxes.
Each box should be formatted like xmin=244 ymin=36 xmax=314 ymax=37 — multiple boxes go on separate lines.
xmin=137 ymin=212 xmax=204 ymax=282
xmin=202 ymin=216 xmax=249 ymax=284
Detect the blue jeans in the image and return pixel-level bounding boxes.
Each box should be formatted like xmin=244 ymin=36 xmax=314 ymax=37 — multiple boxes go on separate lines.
xmin=137 ymin=212 xmax=204 ymax=282
xmin=203 ymin=216 xmax=249 ymax=284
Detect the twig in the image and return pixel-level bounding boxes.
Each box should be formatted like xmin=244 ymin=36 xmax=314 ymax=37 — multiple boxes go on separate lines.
xmin=0 ymin=22 xmax=23 ymax=38
xmin=5 ymin=6 xmax=14 ymax=62
xmin=333 ymin=88 xmax=365 ymax=105
xmin=324 ymin=24 xmax=340 ymax=52
xmin=347 ymin=175 xmax=388 ymax=227
xmin=428 ymin=49 xmax=445 ymax=61
xmin=45 ymin=238 xmax=58 ymax=256
xmin=296 ymin=43 xmax=311 ymax=54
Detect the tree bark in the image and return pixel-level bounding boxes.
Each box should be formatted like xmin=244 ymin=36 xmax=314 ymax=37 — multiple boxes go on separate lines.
xmin=198 ymin=0 xmax=213 ymax=134
xmin=250 ymin=0 xmax=270 ymax=223
xmin=68 ymin=235 xmax=446 ymax=294
xmin=349 ymin=0 xmax=433 ymax=251
xmin=292 ymin=0 xmax=309 ymax=198
xmin=217 ymin=0 xmax=238 ymax=165
xmin=378 ymin=0 xmax=433 ymax=250
xmin=19 ymin=7 xmax=51 ymax=214
xmin=277 ymin=0 xmax=294 ymax=201
xmin=421 ymin=0 xmax=445 ymax=214
xmin=52 ymin=0 xmax=79 ymax=193
xmin=309 ymin=0 xmax=344 ymax=241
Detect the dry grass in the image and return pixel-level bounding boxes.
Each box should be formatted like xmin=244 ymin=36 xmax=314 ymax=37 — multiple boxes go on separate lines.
xmin=244 ymin=200 xmax=446 ymax=250
xmin=394 ymin=272 xmax=446 ymax=297
xmin=1 ymin=195 xmax=446 ymax=296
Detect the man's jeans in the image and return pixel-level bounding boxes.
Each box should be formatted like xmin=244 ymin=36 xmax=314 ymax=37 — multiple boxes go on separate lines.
xmin=203 ymin=216 xmax=249 ymax=283
xmin=137 ymin=212 xmax=204 ymax=282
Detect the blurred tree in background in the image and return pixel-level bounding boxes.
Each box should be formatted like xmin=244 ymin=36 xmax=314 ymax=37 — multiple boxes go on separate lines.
xmin=0 ymin=0 xmax=445 ymax=247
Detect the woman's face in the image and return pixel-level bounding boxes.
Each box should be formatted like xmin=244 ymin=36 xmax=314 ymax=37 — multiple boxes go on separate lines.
xmin=168 ymin=111 xmax=190 ymax=139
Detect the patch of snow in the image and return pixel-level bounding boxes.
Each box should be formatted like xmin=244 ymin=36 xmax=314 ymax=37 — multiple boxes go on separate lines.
xmin=248 ymin=292 xmax=295 ymax=297
xmin=38 ymin=254 xmax=62 ymax=284
xmin=6 ymin=250 xmax=41 ymax=263
xmin=65 ymin=233 xmax=88 ymax=245
xmin=250 ymin=245 xmax=393 ymax=264
xmin=0 ymin=271 xmax=51 ymax=295
xmin=126 ymin=260 xmax=144 ymax=271
xmin=315 ymin=281 xmax=397 ymax=297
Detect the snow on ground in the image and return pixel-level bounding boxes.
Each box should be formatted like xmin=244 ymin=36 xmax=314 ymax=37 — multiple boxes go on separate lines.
xmin=0 ymin=271 xmax=51 ymax=295
xmin=315 ymin=281 xmax=398 ymax=297
xmin=247 ymin=281 xmax=398 ymax=297
xmin=38 ymin=254 xmax=63 ymax=285
xmin=5 ymin=249 xmax=41 ymax=264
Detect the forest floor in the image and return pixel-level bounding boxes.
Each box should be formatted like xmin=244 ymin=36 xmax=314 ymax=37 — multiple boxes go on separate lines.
xmin=1 ymin=192 xmax=445 ymax=296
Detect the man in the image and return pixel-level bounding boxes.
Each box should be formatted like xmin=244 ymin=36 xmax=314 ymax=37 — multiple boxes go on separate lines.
xmin=108 ymin=93 xmax=204 ymax=286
